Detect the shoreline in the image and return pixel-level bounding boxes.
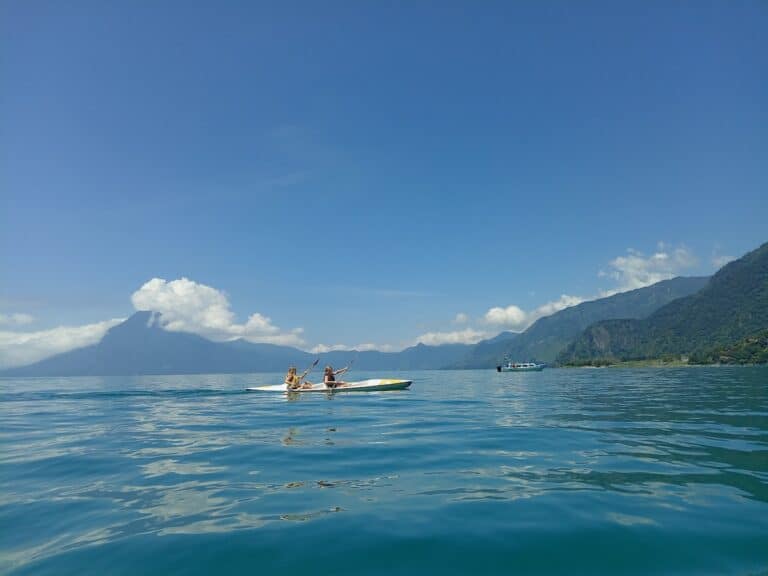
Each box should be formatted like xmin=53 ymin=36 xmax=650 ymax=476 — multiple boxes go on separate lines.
xmin=564 ymin=360 xmax=767 ymax=369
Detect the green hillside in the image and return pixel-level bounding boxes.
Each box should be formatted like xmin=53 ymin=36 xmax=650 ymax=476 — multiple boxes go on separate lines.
xmin=690 ymin=329 xmax=768 ymax=365
xmin=559 ymin=241 xmax=768 ymax=364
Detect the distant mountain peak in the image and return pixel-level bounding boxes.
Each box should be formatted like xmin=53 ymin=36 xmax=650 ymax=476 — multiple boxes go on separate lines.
xmin=147 ymin=311 xmax=163 ymax=328
xmin=123 ymin=310 xmax=153 ymax=324
xmin=108 ymin=310 xmax=165 ymax=334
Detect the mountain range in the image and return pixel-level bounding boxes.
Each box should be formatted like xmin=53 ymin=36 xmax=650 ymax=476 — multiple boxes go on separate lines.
xmin=2 ymin=273 xmax=714 ymax=376
xmin=4 ymin=241 xmax=765 ymax=376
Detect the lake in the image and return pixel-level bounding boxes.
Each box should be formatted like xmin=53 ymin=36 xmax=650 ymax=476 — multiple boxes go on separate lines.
xmin=1 ymin=368 xmax=767 ymax=575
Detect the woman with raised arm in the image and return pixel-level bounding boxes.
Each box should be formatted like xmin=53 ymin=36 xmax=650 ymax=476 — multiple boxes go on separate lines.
xmin=323 ymin=365 xmax=349 ymax=389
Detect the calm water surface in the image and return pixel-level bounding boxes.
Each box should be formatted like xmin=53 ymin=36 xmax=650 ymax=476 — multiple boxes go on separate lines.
xmin=1 ymin=368 xmax=767 ymax=575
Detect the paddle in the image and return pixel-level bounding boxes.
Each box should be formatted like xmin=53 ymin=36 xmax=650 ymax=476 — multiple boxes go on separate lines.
xmin=298 ymin=358 xmax=319 ymax=386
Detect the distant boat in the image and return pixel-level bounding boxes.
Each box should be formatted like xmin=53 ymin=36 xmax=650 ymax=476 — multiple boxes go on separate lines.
xmin=496 ymin=361 xmax=545 ymax=372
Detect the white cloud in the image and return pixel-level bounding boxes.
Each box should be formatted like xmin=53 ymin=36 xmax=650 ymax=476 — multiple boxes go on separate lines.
xmin=483 ymin=305 xmax=527 ymax=329
xmin=0 ymin=313 xmax=34 ymax=326
xmin=415 ymin=328 xmax=490 ymax=346
xmin=131 ymin=277 xmax=304 ymax=346
xmin=712 ymin=254 xmax=735 ymax=269
xmin=0 ymin=319 xmax=123 ymax=369
xmin=483 ymin=294 xmax=584 ymax=331
xmin=598 ymin=243 xmax=697 ymax=293
xmin=419 ymin=296 xmax=585 ymax=349
xmin=310 ymin=342 xmax=396 ymax=353
xmin=310 ymin=343 xmax=349 ymax=353
xmin=358 ymin=343 xmax=396 ymax=352
xmin=710 ymin=243 xmax=735 ymax=271
xmin=531 ymin=294 xmax=585 ymax=318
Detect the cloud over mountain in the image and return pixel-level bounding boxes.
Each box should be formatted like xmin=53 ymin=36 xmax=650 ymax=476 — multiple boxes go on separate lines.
xmin=131 ymin=278 xmax=304 ymax=346
xmin=484 ymin=295 xmax=584 ymax=331
xmin=0 ymin=319 xmax=123 ymax=369
xmin=415 ymin=328 xmax=489 ymax=346
xmin=0 ymin=277 xmax=305 ymax=369
xmin=310 ymin=342 xmax=394 ymax=354
xmin=599 ymin=243 xmax=697 ymax=294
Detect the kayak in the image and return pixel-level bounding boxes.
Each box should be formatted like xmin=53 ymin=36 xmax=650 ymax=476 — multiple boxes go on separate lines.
xmin=246 ymin=378 xmax=412 ymax=393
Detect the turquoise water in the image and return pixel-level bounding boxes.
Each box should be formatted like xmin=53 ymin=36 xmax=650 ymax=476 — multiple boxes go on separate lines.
xmin=1 ymin=368 xmax=767 ymax=575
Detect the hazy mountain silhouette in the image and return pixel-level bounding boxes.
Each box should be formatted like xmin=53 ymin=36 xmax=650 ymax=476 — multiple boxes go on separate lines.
xmin=1 ymin=311 xmax=475 ymax=376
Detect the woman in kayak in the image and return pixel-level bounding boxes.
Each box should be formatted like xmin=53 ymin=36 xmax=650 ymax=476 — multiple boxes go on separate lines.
xmin=323 ymin=365 xmax=349 ymax=389
xmin=284 ymin=366 xmax=312 ymax=390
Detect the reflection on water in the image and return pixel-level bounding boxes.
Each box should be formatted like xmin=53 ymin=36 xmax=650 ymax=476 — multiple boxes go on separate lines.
xmin=1 ymin=368 xmax=767 ymax=574
xmin=279 ymin=506 xmax=343 ymax=522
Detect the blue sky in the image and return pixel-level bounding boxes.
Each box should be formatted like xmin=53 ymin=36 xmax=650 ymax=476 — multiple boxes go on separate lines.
xmin=1 ymin=1 xmax=766 ymax=366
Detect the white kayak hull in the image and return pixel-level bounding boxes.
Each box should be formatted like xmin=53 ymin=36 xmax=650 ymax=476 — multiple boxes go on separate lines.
xmin=246 ymin=378 xmax=412 ymax=393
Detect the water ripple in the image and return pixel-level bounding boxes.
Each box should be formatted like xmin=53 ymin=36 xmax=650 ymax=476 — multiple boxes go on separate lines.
xmin=2 ymin=368 xmax=767 ymax=575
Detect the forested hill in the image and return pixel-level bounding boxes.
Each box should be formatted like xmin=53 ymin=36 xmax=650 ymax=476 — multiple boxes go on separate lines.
xmin=558 ymin=241 xmax=768 ymax=364
xmin=453 ymin=276 xmax=709 ymax=367
xmin=690 ymin=329 xmax=768 ymax=365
